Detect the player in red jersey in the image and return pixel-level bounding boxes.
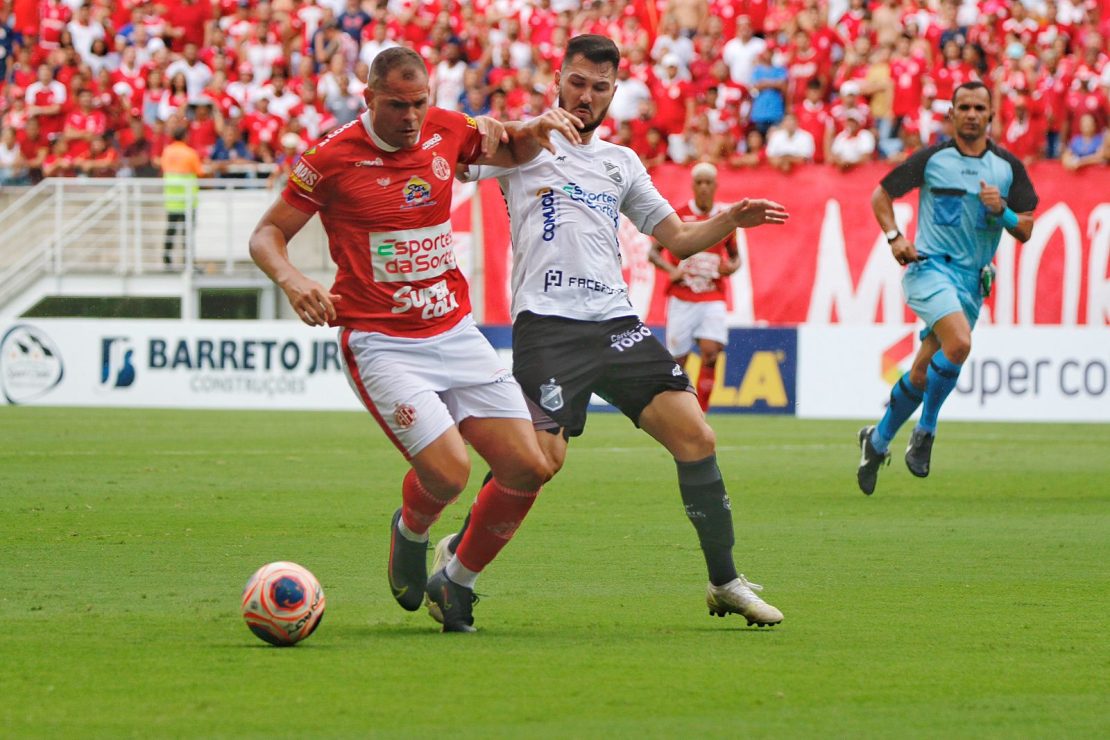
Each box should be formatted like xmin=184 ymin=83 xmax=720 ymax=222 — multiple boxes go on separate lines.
xmin=249 ymin=48 xmax=582 ymax=633
xmin=648 ymin=163 xmax=741 ymax=413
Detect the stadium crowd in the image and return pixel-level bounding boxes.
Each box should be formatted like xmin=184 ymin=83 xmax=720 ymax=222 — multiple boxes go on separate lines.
xmin=1 ymin=0 xmax=1109 ymax=187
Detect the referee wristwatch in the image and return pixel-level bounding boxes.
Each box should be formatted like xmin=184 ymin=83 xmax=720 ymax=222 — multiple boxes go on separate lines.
xmin=885 ymin=228 xmax=901 ymax=243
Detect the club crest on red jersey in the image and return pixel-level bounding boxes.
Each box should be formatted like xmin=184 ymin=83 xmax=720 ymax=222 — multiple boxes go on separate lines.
xmin=431 ymin=155 xmax=451 ymax=181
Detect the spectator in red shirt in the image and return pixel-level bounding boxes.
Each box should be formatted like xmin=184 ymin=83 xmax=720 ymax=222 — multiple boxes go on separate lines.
xmin=830 ymin=80 xmax=872 ymax=134
xmin=640 ymin=125 xmax=669 ymax=170
xmin=890 ymin=36 xmax=927 ymax=124
xmin=836 ymin=0 xmax=869 ymax=45
xmin=38 ymin=0 xmax=72 ymax=51
xmin=287 ymin=85 xmax=336 ymax=140
xmin=166 ymin=0 xmax=212 ymax=52
xmin=76 ymin=135 xmax=120 ymax=177
xmin=930 ymin=39 xmax=979 ymax=111
xmin=729 ymin=127 xmax=767 ymax=168
xmin=886 ymin=119 xmax=924 ymax=165
xmin=160 ymin=72 xmax=191 ymax=122
xmin=1000 ymin=94 xmax=1044 ymax=165
xmin=786 ymin=29 xmax=826 ymax=108
xmin=795 ymin=78 xmax=834 ymax=163
xmin=16 ymin=116 xmax=48 ymax=183
xmin=833 ymin=35 xmax=872 ymax=95
xmin=43 ymin=136 xmax=75 ymax=177
xmin=64 ymin=88 xmax=108 ymax=158
xmin=1064 ymin=71 xmax=1109 ymax=138
xmin=8 ymin=45 xmax=38 ymax=91
xmin=2 ymin=96 xmax=30 ymax=131
xmin=240 ymin=94 xmax=282 ymax=155
xmin=119 ymin=117 xmax=158 ymax=177
xmin=653 ymin=54 xmax=695 ymax=163
xmin=187 ymin=98 xmax=221 ymax=153
xmin=25 ymin=62 xmax=67 ymax=137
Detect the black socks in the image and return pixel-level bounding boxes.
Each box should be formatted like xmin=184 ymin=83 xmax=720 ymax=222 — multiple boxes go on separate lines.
xmin=676 ymin=455 xmax=738 ymax=587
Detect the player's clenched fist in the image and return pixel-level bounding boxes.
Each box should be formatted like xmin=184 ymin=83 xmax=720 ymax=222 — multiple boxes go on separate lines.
xmin=978 ymin=180 xmax=1004 ymax=214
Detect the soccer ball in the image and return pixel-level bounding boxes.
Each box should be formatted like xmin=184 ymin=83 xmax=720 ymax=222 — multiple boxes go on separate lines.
xmin=241 ymin=561 xmax=326 ymax=646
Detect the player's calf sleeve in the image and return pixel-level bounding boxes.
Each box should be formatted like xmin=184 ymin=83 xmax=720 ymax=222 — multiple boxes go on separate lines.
xmin=696 ymin=363 xmax=715 ymax=412
xmin=400 ymin=468 xmax=456 ymax=536
xmin=874 ymin=373 xmax=925 ymax=452
xmin=453 ymin=478 xmax=540 ymax=573
xmin=919 ymin=350 xmax=963 ymax=434
xmin=676 ymin=455 xmax=738 ymax=587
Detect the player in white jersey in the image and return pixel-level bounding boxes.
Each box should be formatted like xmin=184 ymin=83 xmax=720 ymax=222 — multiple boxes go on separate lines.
xmin=433 ymin=36 xmax=791 ymax=628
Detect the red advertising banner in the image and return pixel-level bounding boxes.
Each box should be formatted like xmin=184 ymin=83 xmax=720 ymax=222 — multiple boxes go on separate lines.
xmin=464 ymin=162 xmax=1110 ymax=327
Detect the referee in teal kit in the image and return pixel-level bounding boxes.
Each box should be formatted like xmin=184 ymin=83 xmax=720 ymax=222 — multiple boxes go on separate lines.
xmin=856 ymin=81 xmax=1039 ymax=495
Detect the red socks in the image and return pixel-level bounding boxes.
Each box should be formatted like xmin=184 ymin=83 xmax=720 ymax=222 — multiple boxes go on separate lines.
xmin=454 ymin=478 xmax=540 ymax=573
xmin=400 ymin=468 xmax=454 ymax=535
xmin=696 ymin=362 xmax=716 ymax=412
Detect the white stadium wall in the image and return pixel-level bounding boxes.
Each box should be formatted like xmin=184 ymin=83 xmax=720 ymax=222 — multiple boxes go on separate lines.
xmin=1 ymin=320 xmax=362 ymax=411
xmin=797 ymin=325 xmax=1110 ymax=422
xmin=3 ymin=319 xmax=1108 ymax=422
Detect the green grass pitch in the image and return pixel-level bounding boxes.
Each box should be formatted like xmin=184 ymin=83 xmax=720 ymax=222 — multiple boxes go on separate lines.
xmin=2 ymin=407 xmax=1107 ymax=737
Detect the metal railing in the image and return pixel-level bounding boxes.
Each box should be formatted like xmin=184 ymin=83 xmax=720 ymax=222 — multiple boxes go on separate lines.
xmin=0 ymin=177 xmax=330 ymax=311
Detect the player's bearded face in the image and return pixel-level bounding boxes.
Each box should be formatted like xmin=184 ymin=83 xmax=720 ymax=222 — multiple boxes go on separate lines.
xmin=367 ymin=72 xmax=431 ymax=149
xmin=556 ymin=60 xmax=616 ymax=134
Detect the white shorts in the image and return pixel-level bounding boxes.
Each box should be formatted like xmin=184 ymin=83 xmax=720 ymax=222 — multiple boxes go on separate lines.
xmin=665 ymin=297 xmax=729 ymax=357
xmin=339 ymin=318 xmax=531 ymax=459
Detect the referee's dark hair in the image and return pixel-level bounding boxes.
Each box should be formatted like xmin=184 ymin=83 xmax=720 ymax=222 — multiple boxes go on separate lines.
xmin=952 ymin=80 xmax=990 ymax=104
xmin=563 ymin=34 xmax=621 ymax=72
xmin=368 ymin=47 xmax=427 ymax=91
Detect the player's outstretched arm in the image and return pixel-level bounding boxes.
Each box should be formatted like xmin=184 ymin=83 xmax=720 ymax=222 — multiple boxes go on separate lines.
xmin=476 ymin=109 xmax=584 ymax=168
xmin=652 ymin=199 xmax=788 ymax=259
xmin=249 ymin=198 xmax=341 ymax=327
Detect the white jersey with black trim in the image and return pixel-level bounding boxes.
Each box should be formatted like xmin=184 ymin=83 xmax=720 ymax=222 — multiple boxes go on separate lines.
xmin=467 ymin=132 xmax=674 ymax=322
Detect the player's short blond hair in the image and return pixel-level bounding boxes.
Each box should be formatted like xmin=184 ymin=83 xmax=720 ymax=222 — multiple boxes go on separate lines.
xmin=691 ymin=162 xmax=718 ymax=180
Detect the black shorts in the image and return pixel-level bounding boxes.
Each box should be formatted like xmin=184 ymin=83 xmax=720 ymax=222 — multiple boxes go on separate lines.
xmin=512 ymin=311 xmax=694 ymax=437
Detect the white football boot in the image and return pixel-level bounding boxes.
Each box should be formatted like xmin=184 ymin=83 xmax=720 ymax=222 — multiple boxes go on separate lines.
xmin=424 ymin=533 xmax=457 ymax=624
xmin=706 ymin=575 xmax=784 ymax=627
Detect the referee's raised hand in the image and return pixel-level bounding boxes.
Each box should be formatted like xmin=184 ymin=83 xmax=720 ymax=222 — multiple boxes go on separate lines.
xmin=726 ymin=198 xmax=790 ymax=228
